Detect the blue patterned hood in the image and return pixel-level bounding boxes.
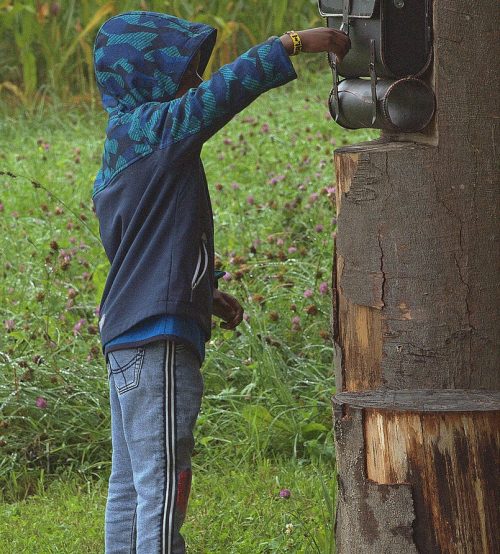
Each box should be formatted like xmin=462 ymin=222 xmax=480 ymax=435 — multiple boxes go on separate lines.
xmin=94 ymin=11 xmax=217 ymax=114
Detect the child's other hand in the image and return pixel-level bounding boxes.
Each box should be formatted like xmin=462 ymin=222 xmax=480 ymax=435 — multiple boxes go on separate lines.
xmin=280 ymin=28 xmax=351 ymax=62
xmin=212 ymin=289 xmax=244 ymax=330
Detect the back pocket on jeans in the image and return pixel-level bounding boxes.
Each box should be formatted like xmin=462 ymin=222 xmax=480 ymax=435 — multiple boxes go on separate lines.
xmin=107 ymin=347 xmax=145 ymax=395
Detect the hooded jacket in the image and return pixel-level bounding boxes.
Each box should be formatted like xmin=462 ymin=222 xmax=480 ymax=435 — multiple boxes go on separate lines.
xmin=92 ymin=11 xmax=297 ymax=349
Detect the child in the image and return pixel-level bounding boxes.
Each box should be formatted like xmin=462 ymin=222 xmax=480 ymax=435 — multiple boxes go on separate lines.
xmin=92 ymin=11 xmax=349 ymax=553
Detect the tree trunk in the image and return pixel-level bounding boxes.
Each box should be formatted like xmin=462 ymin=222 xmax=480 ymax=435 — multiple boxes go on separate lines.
xmin=330 ymin=0 xmax=500 ymax=552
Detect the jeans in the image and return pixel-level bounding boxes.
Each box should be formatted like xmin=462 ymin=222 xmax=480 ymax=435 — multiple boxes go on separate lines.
xmin=105 ymin=340 xmax=204 ymax=553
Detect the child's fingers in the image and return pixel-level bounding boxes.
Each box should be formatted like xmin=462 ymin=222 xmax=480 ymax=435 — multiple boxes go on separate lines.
xmin=220 ymin=306 xmax=243 ymax=330
xmin=220 ymin=314 xmax=241 ymax=330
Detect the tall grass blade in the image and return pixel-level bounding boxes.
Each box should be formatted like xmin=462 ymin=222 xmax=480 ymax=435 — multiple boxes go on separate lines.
xmin=60 ymin=2 xmax=115 ymax=67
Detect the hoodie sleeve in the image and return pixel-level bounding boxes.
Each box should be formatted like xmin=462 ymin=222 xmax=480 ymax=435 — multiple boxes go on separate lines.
xmin=157 ymin=36 xmax=297 ymax=154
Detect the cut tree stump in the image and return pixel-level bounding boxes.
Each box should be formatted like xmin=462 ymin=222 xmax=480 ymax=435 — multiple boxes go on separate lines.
xmin=333 ymin=390 xmax=500 ymax=554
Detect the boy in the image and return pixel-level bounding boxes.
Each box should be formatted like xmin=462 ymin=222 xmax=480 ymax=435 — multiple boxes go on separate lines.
xmin=92 ymin=11 xmax=349 ymax=553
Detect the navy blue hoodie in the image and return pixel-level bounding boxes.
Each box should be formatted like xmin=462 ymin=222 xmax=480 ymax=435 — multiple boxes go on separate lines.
xmin=92 ymin=11 xmax=297 ymax=350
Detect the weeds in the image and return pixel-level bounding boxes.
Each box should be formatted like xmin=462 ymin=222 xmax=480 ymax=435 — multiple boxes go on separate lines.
xmin=0 ymin=68 xmax=377 ymax=504
xmin=0 ymin=28 xmax=381 ymax=550
xmin=0 ymin=0 xmax=322 ymax=108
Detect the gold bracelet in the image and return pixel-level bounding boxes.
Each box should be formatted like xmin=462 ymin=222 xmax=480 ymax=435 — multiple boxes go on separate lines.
xmin=286 ymin=30 xmax=303 ymax=56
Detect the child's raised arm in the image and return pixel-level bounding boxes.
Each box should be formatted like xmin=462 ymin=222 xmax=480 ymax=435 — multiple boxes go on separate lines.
xmin=155 ymin=28 xmax=350 ymax=156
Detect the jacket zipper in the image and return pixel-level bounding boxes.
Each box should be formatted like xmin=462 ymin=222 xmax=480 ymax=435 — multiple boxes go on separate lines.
xmin=190 ymin=234 xmax=209 ymax=300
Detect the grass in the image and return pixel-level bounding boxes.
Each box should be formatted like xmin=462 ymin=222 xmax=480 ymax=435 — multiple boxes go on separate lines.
xmin=0 ymin=65 xmax=377 ymax=551
xmin=0 ymin=0 xmax=324 ymax=106
xmin=0 ymin=458 xmax=337 ymax=553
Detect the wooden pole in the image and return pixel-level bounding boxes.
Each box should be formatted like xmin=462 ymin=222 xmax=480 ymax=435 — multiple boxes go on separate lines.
xmin=331 ymin=1 xmax=500 ymax=552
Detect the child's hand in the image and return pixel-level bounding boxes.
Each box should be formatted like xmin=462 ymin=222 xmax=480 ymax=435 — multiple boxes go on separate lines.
xmin=280 ymin=28 xmax=351 ymax=62
xmin=212 ymin=289 xmax=244 ymax=330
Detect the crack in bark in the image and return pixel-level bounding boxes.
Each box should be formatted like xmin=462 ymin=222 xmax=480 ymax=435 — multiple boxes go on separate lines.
xmin=377 ymin=230 xmax=386 ymax=309
xmin=455 ymin=228 xmax=474 ymax=330
xmin=408 ymin=350 xmax=440 ymax=359
xmin=433 ymin=178 xmax=460 ymax=220
xmin=332 ymin=242 xmax=346 ymax=392
xmin=453 ymin=241 xmax=474 ymax=388
xmin=491 ymin=126 xmax=497 ymax=161
xmin=433 ymin=168 xmax=475 ymax=384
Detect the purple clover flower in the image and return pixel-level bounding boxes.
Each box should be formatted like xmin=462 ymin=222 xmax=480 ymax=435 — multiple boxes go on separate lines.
xmin=35 ymin=396 xmax=48 ymax=409
xmin=279 ymin=488 xmax=291 ymax=499
xmin=303 ymin=289 xmax=313 ymax=298
xmin=319 ymin=282 xmax=329 ymax=295
xmin=73 ymin=318 xmax=86 ymax=335
xmin=50 ymin=2 xmax=61 ymax=17
xmin=4 ymin=319 xmax=15 ymax=331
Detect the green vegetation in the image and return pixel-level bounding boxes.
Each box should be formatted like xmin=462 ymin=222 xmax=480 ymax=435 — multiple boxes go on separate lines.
xmin=0 ymin=459 xmax=337 ymax=553
xmin=0 ymin=46 xmax=377 ymax=551
xmin=0 ymin=0 xmax=322 ymax=106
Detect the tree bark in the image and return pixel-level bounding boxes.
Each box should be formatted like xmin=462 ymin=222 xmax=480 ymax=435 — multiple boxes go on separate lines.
xmin=334 ymin=391 xmax=499 ymax=553
xmin=331 ymin=0 xmax=500 ymax=551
